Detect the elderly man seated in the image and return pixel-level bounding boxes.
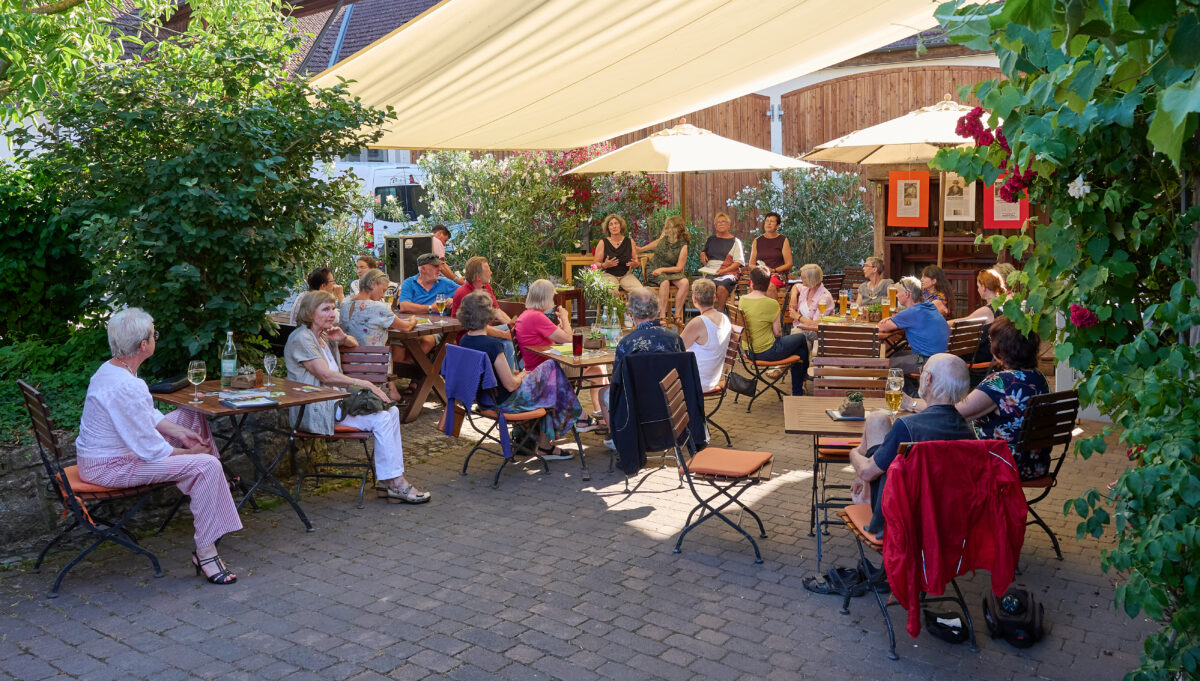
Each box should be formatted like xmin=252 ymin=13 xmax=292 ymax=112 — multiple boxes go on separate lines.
xmin=879 ymin=276 xmax=949 ymax=374
xmin=450 ymin=256 xmax=516 ymax=367
xmin=848 ymin=353 xmax=976 ymax=537
xmin=597 ymin=288 xmax=685 ymax=447
xmin=398 ymin=253 xmax=460 ymax=315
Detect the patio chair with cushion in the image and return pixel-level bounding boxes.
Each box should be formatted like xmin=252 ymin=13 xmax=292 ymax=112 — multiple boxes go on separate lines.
xmin=1011 ymin=390 xmax=1081 ymax=560
xmin=808 ymin=356 xmax=889 ymax=572
xmin=659 ymin=368 xmax=773 ymax=563
xmin=727 ymin=304 xmax=805 ymax=412
xmin=702 ymin=324 xmax=742 ymax=447
xmin=292 ymin=345 xmax=390 ymax=509
xmin=18 ymin=379 xmax=174 ymax=598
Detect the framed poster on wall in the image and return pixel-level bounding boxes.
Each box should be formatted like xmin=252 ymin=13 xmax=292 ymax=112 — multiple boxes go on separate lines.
xmin=887 ymin=171 xmax=928 ymax=227
xmin=983 ymin=178 xmax=1029 ymax=229
xmin=941 ymin=172 xmax=976 ymax=222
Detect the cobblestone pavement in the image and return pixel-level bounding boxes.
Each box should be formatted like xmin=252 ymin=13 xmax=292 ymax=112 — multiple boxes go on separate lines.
xmin=0 ymin=389 xmax=1153 ymax=681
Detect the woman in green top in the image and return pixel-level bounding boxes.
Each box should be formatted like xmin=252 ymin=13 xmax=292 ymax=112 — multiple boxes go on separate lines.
xmin=640 ymin=215 xmax=690 ymax=326
xmin=739 ymin=267 xmax=809 ymax=395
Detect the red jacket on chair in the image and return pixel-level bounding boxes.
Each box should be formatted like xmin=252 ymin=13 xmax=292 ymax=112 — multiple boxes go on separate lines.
xmin=881 ymin=439 xmax=1028 ymax=637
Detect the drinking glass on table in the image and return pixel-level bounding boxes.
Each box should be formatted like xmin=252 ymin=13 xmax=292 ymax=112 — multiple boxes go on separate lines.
xmin=849 ymin=302 xmax=860 ymax=322
xmin=885 ymin=369 xmax=904 ymax=416
xmin=263 ymin=354 xmax=277 ymax=387
xmin=817 ymin=300 xmax=827 ymax=316
xmin=187 ymin=360 xmax=206 ymax=404
xmin=434 ymin=293 xmax=447 ymax=315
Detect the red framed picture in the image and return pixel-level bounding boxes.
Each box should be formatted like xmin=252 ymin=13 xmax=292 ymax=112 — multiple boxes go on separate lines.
xmin=887 ymin=171 xmax=928 ymax=228
xmin=983 ymin=179 xmax=1029 ymax=229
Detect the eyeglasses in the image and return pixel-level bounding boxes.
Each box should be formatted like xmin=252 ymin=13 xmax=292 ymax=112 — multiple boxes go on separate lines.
xmin=146 ymin=330 xmax=159 ymax=342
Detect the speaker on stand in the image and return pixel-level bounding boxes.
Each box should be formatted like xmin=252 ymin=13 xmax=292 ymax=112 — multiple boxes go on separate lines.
xmin=383 ymin=234 xmax=435 ymax=295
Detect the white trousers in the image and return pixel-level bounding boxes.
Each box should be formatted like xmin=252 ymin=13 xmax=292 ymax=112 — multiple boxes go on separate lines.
xmin=339 ymin=405 xmax=405 ymax=480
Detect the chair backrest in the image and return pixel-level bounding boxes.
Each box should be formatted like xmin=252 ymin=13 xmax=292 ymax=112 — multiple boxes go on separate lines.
xmin=822 ymin=272 xmax=845 ymax=298
xmin=726 ymin=303 xmax=744 ymax=328
xmin=658 ymin=368 xmax=692 ymax=447
xmin=721 ymin=325 xmax=743 ymax=382
xmin=841 ymin=268 xmax=867 ymax=295
xmin=817 ymin=324 xmax=881 ymax=357
xmin=1012 ymin=390 xmax=1080 ymax=475
xmin=17 ymin=379 xmax=78 ymax=512
xmin=811 ymin=357 xmax=890 ymax=397
xmin=946 ymin=317 xmax=988 ymax=360
xmin=340 ymin=345 xmax=391 ymax=386
xmin=498 ymin=300 xmax=525 ymax=320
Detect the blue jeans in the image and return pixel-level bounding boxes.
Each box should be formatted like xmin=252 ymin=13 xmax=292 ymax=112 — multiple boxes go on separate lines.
xmin=748 ymin=333 xmax=810 ymax=395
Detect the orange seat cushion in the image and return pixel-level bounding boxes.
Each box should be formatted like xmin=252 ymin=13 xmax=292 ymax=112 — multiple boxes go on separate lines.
xmin=1022 ymin=475 xmax=1054 ymax=489
xmin=703 ymin=379 xmax=726 ymax=396
xmin=296 ymin=426 xmax=371 ymax=440
xmin=63 ymin=466 xmax=157 ymax=497
xmin=818 ymin=437 xmax=859 ymax=448
xmin=842 ymin=503 xmax=882 ymax=550
xmin=684 ymin=448 xmax=772 ymax=478
xmin=477 ymin=407 xmax=547 ymax=422
xmin=749 ymin=356 xmax=803 ymax=367
xmin=334 ymin=424 xmax=366 ymax=433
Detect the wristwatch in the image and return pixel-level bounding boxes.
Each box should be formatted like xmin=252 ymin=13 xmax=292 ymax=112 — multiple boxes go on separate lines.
xmin=428 ymin=304 xmax=434 ymax=314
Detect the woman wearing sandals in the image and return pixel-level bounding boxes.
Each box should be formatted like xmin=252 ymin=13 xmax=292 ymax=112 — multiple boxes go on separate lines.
xmin=75 ymin=308 xmax=242 ymax=585
xmin=459 ymin=292 xmax=583 ymax=459
xmin=640 ymin=215 xmax=690 ymax=326
xmin=285 ymin=291 xmax=430 ymax=504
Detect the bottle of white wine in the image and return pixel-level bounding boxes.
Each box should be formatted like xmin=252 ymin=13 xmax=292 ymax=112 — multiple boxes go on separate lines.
xmin=220 ymin=331 xmax=237 ymax=388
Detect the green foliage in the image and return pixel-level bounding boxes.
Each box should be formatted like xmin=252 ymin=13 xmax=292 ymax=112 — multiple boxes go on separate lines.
xmin=0 ymin=328 xmax=110 ymax=443
xmin=0 ymin=162 xmax=89 ymax=340
xmin=292 ymin=188 xmax=375 ymax=293
xmin=728 ymin=166 xmax=873 ymax=275
xmin=14 ymin=5 xmax=390 ymax=375
xmin=933 ymin=1 xmax=1200 ymax=677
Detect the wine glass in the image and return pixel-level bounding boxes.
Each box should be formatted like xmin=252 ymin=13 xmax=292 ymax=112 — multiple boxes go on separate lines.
xmin=434 ymin=293 xmax=447 ymax=315
xmin=187 ymin=360 xmax=206 ymax=404
xmin=263 ymin=354 xmax=277 ymax=387
xmin=885 ymin=368 xmax=904 ymax=416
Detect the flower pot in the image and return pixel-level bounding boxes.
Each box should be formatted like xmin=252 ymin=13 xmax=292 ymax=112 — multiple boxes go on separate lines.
xmin=583 ymin=337 xmax=606 ymax=350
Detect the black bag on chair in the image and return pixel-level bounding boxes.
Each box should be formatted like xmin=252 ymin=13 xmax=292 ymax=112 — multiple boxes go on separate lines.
xmin=335 ymin=388 xmax=390 ymax=420
xmin=726 ymin=372 xmax=757 ymax=397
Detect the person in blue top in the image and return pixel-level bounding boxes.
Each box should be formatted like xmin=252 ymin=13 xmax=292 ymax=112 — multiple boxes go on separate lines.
xmin=397 ymin=253 xmax=461 ymax=314
xmin=878 ymin=276 xmax=949 ymax=374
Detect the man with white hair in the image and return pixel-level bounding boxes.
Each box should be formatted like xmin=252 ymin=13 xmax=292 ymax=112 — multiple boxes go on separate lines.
xmin=879 ymin=275 xmax=949 ymax=374
xmin=848 ymin=353 xmax=976 ymax=536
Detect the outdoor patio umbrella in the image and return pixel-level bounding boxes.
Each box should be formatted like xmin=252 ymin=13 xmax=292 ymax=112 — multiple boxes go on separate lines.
xmin=801 ymin=98 xmax=979 ymax=266
xmin=564 ymin=120 xmax=816 ymax=224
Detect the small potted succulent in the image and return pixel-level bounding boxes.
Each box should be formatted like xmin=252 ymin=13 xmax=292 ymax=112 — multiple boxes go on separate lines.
xmin=840 ymin=391 xmax=865 ymax=418
xmin=583 ymin=329 xmax=607 ymax=350
xmin=230 ymin=364 xmax=263 ymax=389
xmin=864 ymin=302 xmax=883 ymax=323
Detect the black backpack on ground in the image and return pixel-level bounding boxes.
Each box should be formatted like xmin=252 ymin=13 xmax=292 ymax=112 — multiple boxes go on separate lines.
xmin=983 ymin=587 xmax=1044 ymax=648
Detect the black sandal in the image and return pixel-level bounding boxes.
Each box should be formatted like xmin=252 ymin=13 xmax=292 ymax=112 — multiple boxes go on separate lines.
xmin=536 ymin=445 xmax=574 ymax=461
xmin=192 ymin=552 xmax=237 ymax=585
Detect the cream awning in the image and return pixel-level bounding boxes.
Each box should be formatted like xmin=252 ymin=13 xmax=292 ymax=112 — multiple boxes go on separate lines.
xmin=309 ymin=0 xmax=940 ymax=150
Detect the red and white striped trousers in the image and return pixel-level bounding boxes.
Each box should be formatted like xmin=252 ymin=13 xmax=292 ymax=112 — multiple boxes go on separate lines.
xmin=77 ymin=409 xmax=242 ymax=548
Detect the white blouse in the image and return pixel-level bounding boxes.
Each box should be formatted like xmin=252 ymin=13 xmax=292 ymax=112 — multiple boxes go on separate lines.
xmin=75 ymin=361 xmax=173 ymax=462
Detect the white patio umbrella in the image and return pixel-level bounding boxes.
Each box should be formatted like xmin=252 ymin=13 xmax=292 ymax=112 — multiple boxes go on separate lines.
xmin=564 ymin=120 xmax=817 ymax=223
xmin=802 ymin=98 xmax=981 ymax=265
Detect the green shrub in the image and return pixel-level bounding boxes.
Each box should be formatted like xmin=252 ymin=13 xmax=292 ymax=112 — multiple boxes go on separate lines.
xmin=0 ymin=329 xmax=110 ymax=443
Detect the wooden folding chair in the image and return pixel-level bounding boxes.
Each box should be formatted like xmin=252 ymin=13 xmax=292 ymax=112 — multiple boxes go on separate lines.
xmin=817 ymin=324 xmax=881 ymax=358
xmin=727 ymin=304 xmax=805 ymax=411
xmin=18 ymin=380 xmax=174 ymax=598
xmin=903 ymin=317 xmax=987 ymax=389
xmin=702 ymin=324 xmax=742 ymax=447
xmin=1011 ymin=390 xmax=1080 ymax=560
xmin=293 ymin=345 xmax=390 ymax=508
xmin=659 ymin=369 xmax=773 ymax=563
xmin=808 ymin=357 xmax=889 ymax=572
xmin=841 ymin=268 xmax=867 ymax=298
xmin=822 ymin=272 xmax=845 ymax=299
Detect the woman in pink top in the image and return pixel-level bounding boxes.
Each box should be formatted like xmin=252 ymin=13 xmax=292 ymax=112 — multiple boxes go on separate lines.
xmin=514 ymin=279 xmax=602 ymax=431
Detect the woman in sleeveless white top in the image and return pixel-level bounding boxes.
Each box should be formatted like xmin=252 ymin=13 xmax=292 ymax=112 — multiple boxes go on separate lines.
xmin=681 ymin=279 xmax=733 ymax=392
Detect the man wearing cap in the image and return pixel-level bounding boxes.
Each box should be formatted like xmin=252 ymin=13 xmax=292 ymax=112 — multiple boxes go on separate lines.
xmin=397 ymin=253 xmax=461 ymax=315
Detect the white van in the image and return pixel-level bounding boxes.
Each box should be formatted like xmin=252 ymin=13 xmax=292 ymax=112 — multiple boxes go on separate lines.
xmin=324 ymin=162 xmax=430 ymax=249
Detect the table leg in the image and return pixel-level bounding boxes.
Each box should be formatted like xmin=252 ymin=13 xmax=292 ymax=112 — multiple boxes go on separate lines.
xmin=400 ymin=336 xmax=450 ymax=424
xmin=236 ymin=405 xmax=314 ymax=532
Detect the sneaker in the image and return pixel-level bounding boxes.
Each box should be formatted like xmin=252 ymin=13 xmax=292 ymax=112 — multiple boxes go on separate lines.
xmin=574 ymin=417 xmax=599 ymax=433
xmin=603 ymin=438 xmax=615 ymax=450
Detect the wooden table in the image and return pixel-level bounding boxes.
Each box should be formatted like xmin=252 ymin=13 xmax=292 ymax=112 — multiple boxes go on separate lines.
xmin=527 ymin=344 xmax=616 ymax=397
xmin=155 ymin=378 xmax=346 ymax=531
xmin=389 ymin=315 xmax=462 ymax=423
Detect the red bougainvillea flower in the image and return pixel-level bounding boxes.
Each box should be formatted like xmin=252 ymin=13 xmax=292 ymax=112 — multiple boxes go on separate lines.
xmin=1069 ymin=304 xmax=1098 ymax=328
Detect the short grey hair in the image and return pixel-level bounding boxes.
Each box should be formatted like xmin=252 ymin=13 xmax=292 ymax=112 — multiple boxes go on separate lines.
xmin=108 ymin=307 xmax=155 ymax=358
xmin=295 ymin=290 xmax=336 ymax=326
xmin=358 ymin=268 xmax=389 ymax=294
xmin=897 ymin=276 xmax=922 ymax=302
xmin=691 ymin=278 xmax=716 ymax=307
xmin=919 ymin=353 xmax=969 ymax=404
xmin=456 ymin=291 xmax=495 ymax=331
xmin=627 ymin=288 xmax=659 ymax=322
xmin=799 ymin=263 xmax=823 ymax=288
xmin=525 ymin=279 xmax=556 ymax=310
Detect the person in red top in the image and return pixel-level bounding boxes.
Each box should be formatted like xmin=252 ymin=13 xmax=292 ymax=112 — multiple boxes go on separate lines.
xmin=451 ymin=256 xmax=515 ymax=367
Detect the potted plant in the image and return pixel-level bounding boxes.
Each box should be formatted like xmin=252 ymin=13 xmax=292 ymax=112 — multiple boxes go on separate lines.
xmin=575 ymin=263 xmax=624 ymax=324
xmin=583 ymin=329 xmax=607 ymax=350
xmin=863 ymin=302 xmax=883 ymax=323
xmin=840 ymin=391 xmax=865 ymax=418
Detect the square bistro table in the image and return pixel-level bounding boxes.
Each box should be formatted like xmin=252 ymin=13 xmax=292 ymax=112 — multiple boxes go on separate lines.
xmin=527 ymin=344 xmax=616 ymax=396
xmin=155 ymin=378 xmax=346 ymax=531
xmin=389 ymin=315 xmax=463 ymax=423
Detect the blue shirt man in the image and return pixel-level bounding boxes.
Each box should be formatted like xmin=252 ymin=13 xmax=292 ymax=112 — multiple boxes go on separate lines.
xmin=879 ymin=277 xmax=949 ymax=373
xmin=398 ymin=252 xmax=460 ymax=314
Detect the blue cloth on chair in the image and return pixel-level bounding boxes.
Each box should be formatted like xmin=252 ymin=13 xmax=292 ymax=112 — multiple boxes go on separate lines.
xmin=610 ymin=352 xmax=708 ymax=475
xmin=441 ymin=345 xmax=512 ymax=457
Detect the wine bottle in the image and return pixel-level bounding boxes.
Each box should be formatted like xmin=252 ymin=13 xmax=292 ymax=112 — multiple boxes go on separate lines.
xmin=220 ymin=331 xmax=237 ymax=387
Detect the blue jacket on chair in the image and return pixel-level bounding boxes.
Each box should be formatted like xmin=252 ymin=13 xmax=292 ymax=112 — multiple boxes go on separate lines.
xmin=610 ymin=352 xmax=708 ymax=475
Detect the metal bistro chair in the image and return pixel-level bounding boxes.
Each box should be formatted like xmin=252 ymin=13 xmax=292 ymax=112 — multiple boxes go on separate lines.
xmin=659 ymin=368 xmax=774 ymax=563
xmin=293 ymin=345 xmax=390 ymax=509
xmin=816 ymin=324 xmax=882 ymax=358
xmin=808 ymin=356 xmax=889 ymax=572
xmin=1011 ymin=390 xmax=1081 ymax=560
xmin=701 ymin=324 xmax=743 ymax=447
xmin=18 ymin=380 xmax=175 ymax=598
xmin=727 ymin=304 xmax=805 ymax=412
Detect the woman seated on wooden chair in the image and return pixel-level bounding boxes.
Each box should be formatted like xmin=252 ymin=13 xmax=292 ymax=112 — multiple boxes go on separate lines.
xmin=458 ymin=291 xmax=583 ymax=460
xmin=285 ymin=290 xmax=430 ymax=504
xmin=742 ymin=266 xmax=810 ymax=395
xmin=75 ymin=307 xmax=242 ymax=585
xmin=340 ymin=268 xmax=422 ymax=400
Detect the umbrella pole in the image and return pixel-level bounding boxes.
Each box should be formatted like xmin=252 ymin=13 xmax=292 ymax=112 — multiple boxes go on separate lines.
xmin=680 ymin=172 xmax=689 ymax=224
xmin=936 ymin=218 xmax=944 ymax=268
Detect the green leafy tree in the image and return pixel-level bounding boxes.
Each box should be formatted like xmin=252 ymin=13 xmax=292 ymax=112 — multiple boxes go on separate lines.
xmin=16 ymin=4 xmax=391 ymax=374
xmin=728 ymin=167 xmax=873 ymax=275
xmin=932 ymin=1 xmax=1200 ymax=677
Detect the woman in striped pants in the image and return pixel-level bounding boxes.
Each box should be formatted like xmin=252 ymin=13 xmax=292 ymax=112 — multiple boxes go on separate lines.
xmin=75 ymin=308 xmax=243 ymax=585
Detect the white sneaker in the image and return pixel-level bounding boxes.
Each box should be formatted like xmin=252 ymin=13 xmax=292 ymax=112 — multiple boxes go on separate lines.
xmin=575 ymin=417 xmax=600 ymax=433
